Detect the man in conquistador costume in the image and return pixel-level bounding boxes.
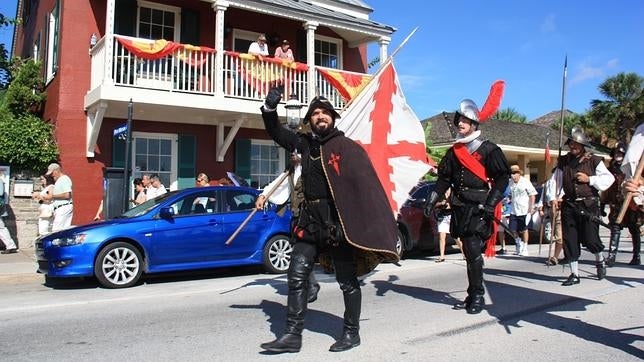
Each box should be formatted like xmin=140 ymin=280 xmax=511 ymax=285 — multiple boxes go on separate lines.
xmin=425 ymin=81 xmax=510 ymax=314
xmin=603 ymin=142 xmax=642 ymax=266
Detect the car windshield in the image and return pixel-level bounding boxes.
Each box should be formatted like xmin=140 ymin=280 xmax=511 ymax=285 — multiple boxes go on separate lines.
xmin=119 ymin=191 xmax=178 ymax=218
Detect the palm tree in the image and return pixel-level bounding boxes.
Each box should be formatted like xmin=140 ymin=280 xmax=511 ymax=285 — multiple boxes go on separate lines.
xmin=494 ymin=108 xmax=527 ymax=123
xmin=590 ymin=72 xmax=644 ymax=143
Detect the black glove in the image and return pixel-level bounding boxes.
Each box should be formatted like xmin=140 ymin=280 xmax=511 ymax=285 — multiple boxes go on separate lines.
xmin=264 ymin=86 xmax=284 ymax=110
xmin=423 ymin=191 xmax=440 ymax=217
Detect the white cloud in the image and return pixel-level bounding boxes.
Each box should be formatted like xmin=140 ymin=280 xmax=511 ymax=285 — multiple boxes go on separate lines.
xmin=570 ymin=58 xmax=620 ymax=85
xmin=540 ymin=14 xmax=557 ymax=34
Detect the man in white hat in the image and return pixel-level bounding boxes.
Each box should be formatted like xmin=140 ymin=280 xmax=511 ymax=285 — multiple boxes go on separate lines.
xmin=508 ymin=165 xmax=537 ymax=256
xmin=35 ymin=163 xmax=73 ymax=232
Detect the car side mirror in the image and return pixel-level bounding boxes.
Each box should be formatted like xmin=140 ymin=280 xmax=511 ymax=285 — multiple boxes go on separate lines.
xmin=159 ymin=206 xmax=175 ymax=218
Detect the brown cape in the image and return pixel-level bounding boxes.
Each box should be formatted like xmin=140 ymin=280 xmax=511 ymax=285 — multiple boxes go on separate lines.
xmin=319 ymin=134 xmax=400 ymax=274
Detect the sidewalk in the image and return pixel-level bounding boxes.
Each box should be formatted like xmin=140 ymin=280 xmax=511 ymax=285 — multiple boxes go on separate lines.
xmin=0 ymin=247 xmax=38 ymax=277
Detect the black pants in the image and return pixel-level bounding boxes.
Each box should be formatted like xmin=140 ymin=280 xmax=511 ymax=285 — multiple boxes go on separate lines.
xmin=561 ymin=201 xmax=604 ymax=262
xmin=285 ymin=240 xmax=359 ymax=335
xmin=451 ymin=204 xmax=485 ymax=298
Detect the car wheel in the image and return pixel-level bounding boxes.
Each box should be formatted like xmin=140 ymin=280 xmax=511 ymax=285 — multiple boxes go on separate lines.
xmin=94 ymin=242 xmax=143 ymax=288
xmin=263 ymin=235 xmax=292 ymax=274
xmin=396 ymin=229 xmax=406 ymax=259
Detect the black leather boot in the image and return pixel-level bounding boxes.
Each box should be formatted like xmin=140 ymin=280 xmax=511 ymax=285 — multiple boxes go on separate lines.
xmin=561 ymin=273 xmax=580 ymax=286
xmin=596 ymin=260 xmax=607 ymax=280
xmin=308 ymin=272 xmax=320 ymax=303
xmin=466 ymin=256 xmax=485 ymax=314
xmin=329 ymin=287 xmax=361 ymax=352
xmin=606 ymin=225 xmax=621 ymax=266
xmin=629 ymin=232 xmax=641 ymax=266
xmin=453 ymin=296 xmax=471 ymax=310
xmin=260 ymin=252 xmax=313 ymax=353
xmin=260 ymin=334 xmax=302 ymax=353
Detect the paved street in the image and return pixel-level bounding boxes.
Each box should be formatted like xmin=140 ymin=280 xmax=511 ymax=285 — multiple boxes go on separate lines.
xmin=0 ymin=241 xmax=642 ymax=361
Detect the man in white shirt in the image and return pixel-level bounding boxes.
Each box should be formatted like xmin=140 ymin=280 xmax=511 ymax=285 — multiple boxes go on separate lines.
xmin=38 ymin=163 xmax=74 ymax=232
xmin=509 ymin=165 xmax=537 ymax=256
xmin=0 ymin=175 xmax=18 ymax=254
xmin=248 ymin=34 xmax=269 ymax=57
xmin=146 ymin=174 xmax=167 ymax=200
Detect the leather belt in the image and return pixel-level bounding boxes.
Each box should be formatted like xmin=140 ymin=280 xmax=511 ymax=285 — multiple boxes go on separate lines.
xmin=54 ymin=202 xmax=73 ymax=210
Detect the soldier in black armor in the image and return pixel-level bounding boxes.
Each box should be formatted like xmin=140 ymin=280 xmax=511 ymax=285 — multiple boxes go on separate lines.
xmin=548 ymin=128 xmax=615 ymax=285
xmin=603 ymin=142 xmax=642 ymax=266
xmin=425 ymin=86 xmax=510 ymax=315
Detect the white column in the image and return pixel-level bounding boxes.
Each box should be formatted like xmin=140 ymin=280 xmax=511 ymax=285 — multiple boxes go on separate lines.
xmin=213 ymin=0 xmax=229 ymax=97
xmin=379 ymin=36 xmax=390 ymax=65
xmin=104 ymin=0 xmax=116 ymax=85
xmin=304 ymin=21 xmax=318 ymax=103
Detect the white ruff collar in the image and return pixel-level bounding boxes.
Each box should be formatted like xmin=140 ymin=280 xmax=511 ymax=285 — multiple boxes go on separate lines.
xmin=455 ymin=130 xmax=481 ymax=144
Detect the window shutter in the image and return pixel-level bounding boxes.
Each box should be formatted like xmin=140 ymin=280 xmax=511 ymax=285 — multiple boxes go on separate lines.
xmin=112 ymin=135 xmax=125 ymax=168
xmin=235 ymin=139 xmax=251 ymax=180
xmin=180 ymin=8 xmax=200 ymax=45
xmin=52 ymin=0 xmax=60 ymax=72
xmin=114 ymin=0 xmax=137 ymax=36
xmin=177 ymin=134 xmax=196 ymax=190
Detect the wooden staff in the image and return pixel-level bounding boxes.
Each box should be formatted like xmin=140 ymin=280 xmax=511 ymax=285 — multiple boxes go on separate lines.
xmin=615 ymin=152 xmax=644 ymax=224
xmin=225 ymin=170 xmax=290 ymax=245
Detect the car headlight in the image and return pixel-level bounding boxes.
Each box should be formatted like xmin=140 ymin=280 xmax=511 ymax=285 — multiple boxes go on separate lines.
xmin=51 ymin=234 xmax=86 ymax=247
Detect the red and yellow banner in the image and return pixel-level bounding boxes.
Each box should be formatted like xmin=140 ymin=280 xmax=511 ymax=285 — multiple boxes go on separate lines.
xmin=318 ymin=68 xmax=372 ymax=102
xmin=115 ymin=36 xmax=215 ymax=66
xmin=225 ymin=51 xmax=308 ymax=91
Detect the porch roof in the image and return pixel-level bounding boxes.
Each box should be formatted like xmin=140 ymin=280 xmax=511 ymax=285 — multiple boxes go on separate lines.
xmin=228 ymin=0 xmax=395 ymax=45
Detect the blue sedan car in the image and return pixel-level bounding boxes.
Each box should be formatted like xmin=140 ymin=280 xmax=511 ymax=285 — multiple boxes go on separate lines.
xmin=36 ymin=186 xmax=293 ymax=288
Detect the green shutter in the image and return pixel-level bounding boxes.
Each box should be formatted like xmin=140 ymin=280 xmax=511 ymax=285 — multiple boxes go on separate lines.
xmin=114 ymin=0 xmax=137 ymax=36
xmin=177 ymin=134 xmax=196 ymax=190
xmin=112 ymin=135 xmax=125 ymax=168
xmin=235 ymin=139 xmax=251 ymax=180
xmin=51 ymin=0 xmax=60 ymax=73
xmin=180 ymin=8 xmax=200 ymax=45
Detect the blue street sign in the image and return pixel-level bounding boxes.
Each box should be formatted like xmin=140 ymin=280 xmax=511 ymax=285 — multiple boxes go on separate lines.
xmin=113 ymin=124 xmax=127 ymax=137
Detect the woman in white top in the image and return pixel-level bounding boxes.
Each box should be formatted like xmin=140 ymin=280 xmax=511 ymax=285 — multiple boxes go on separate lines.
xmin=33 ymin=175 xmax=55 ymax=236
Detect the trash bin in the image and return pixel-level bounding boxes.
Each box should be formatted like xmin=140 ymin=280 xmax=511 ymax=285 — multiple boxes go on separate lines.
xmin=103 ymin=167 xmax=125 ymax=219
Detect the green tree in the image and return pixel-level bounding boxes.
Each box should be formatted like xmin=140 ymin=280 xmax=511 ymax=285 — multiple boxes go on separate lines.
xmin=494 ymin=108 xmax=527 ymax=123
xmin=0 ymin=12 xmax=14 ymax=90
xmin=590 ymin=72 xmax=644 ymax=143
xmin=0 ymin=58 xmax=58 ymax=173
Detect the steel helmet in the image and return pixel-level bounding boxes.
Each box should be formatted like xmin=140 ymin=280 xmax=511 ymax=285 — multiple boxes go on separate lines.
xmin=566 ymin=126 xmax=591 ymax=147
xmin=610 ymin=141 xmax=627 ymax=157
xmin=453 ymin=99 xmax=480 ymax=126
xmin=452 ymin=80 xmax=505 ymax=127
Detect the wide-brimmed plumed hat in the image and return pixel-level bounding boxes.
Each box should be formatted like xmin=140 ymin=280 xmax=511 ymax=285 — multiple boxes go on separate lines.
xmin=303 ymin=96 xmax=341 ymax=124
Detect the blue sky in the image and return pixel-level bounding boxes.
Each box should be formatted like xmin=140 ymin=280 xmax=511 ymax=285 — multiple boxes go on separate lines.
xmin=367 ymin=0 xmax=644 ymax=120
xmin=1 ymin=1 xmax=643 ymax=121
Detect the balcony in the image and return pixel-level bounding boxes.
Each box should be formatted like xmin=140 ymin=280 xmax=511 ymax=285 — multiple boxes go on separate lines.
xmin=86 ymin=35 xmax=370 ymax=119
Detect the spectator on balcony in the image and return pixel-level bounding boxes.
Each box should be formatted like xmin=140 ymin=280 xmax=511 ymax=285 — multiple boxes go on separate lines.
xmin=275 ymin=40 xmax=294 ymax=61
xmin=248 ymin=34 xmax=269 ymax=57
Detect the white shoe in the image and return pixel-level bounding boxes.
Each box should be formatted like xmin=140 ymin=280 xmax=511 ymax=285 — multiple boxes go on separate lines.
xmin=519 ymin=242 xmax=529 ymax=256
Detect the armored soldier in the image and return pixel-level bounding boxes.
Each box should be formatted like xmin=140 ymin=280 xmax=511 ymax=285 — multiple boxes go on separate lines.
xmin=425 ymin=81 xmax=510 ymax=314
xmin=549 ymin=127 xmax=615 ymax=285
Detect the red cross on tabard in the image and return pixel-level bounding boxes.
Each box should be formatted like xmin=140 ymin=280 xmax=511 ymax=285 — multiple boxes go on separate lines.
xmin=328 ymin=152 xmax=341 ymax=175
xmin=353 ymin=65 xmax=427 ymax=211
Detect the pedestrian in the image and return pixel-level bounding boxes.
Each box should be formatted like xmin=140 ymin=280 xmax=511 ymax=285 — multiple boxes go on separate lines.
xmin=142 ymin=173 xmax=152 ymax=194
xmin=424 ymin=81 xmax=510 ymax=314
xmin=131 ymin=178 xmax=147 ymax=205
xmin=539 ymin=170 xmax=563 ymax=265
xmin=195 ymin=173 xmax=210 ymax=187
xmin=495 ymin=184 xmax=511 ymax=255
xmin=32 ymin=174 xmax=55 ymax=236
xmin=146 ymin=174 xmax=167 ymax=199
xmin=548 ymin=127 xmax=615 ymax=286
xmin=259 ymin=87 xmax=399 ymax=353
xmin=255 ymin=152 xmax=320 ymax=302
xmin=508 ymin=165 xmax=537 ymax=256
xmin=0 ymin=174 xmax=18 ymax=254
xmin=434 ymin=188 xmax=452 ymax=262
xmin=35 ymin=163 xmax=74 ymax=232
xmin=619 ymin=121 xmax=644 ymax=265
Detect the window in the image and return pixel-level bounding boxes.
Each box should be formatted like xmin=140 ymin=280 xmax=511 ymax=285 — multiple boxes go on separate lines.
xmin=132 ymin=132 xmax=178 ymax=191
xmin=251 ymin=140 xmax=285 ymax=189
xmin=314 ymin=35 xmax=342 ymax=69
xmin=137 ymin=1 xmax=180 ymax=41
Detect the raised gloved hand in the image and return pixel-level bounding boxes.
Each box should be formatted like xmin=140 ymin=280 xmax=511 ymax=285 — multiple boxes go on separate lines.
xmin=264 ymin=85 xmax=284 ymax=110
xmin=423 ymin=190 xmax=440 ymax=218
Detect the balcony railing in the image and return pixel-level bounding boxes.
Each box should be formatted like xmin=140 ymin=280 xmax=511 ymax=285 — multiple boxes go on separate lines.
xmin=89 ymin=35 xmax=357 ymax=109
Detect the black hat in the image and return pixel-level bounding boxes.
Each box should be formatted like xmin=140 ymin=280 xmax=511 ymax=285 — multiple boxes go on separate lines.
xmin=303 ymin=96 xmax=341 ymax=124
